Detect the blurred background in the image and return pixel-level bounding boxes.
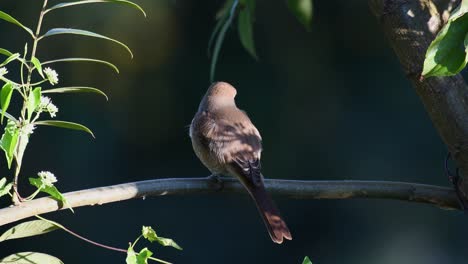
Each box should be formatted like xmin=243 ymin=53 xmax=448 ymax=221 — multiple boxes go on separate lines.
xmin=1 ymin=0 xmax=466 ymax=263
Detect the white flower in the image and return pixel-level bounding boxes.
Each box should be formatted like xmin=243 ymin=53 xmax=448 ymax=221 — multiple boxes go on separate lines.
xmin=43 ymin=67 xmax=59 ymax=85
xmin=20 ymin=123 xmax=35 ymax=136
xmin=37 ymin=96 xmax=59 ymax=118
xmin=37 ymin=171 xmax=57 ymax=186
xmin=0 ymin=67 xmax=7 ymax=77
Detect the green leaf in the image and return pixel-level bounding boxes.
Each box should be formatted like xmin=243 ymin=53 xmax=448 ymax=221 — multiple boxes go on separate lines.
xmin=0 ymin=48 xmax=13 ymax=57
xmin=142 ymin=226 xmax=182 ymax=250
xmin=0 ymin=252 xmax=63 ymax=264
xmin=0 ymin=82 xmax=14 ymax=124
xmin=29 ymin=177 xmax=73 ymax=212
xmin=0 ymin=53 xmax=20 ymax=67
xmin=422 ymin=1 xmax=468 ymax=77
xmin=287 ymin=0 xmax=313 ymax=31
xmin=0 ymin=11 xmax=34 ymax=37
xmin=31 ymin=57 xmax=44 ymax=78
xmin=0 ymin=121 xmax=19 ymax=169
xmin=27 ymin=87 xmax=41 ymax=121
xmin=34 ymin=120 xmax=95 ymax=138
xmin=210 ymin=0 xmax=239 ymax=82
xmin=0 ymin=178 xmax=12 ymax=197
xmin=302 ymin=256 xmax=312 ymax=264
xmin=42 ymin=58 xmax=119 ymax=73
xmin=43 ymin=86 xmax=108 ymax=100
xmin=126 ymin=246 xmax=138 ymax=264
xmin=0 ymin=220 xmax=59 ymax=242
xmin=136 ymin=248 xmax=153 ymax=264
xmin=40 ymin=28 xmax=133 ymax=58
xmin=238 ymin=0 xmax=258 ymax=59
xmin=47 ymin=0 xmax=146 ymax=17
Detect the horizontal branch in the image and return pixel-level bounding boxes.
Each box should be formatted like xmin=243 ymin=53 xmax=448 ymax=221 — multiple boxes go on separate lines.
xmin=0 ymin=178 xmax=460 ymax=226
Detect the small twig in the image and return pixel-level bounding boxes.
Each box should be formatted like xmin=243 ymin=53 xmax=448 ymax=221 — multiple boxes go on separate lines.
xmin=0 ymin=178 xmax=459 ymax=227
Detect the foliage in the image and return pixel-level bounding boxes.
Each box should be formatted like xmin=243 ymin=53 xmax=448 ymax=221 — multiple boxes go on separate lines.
xmin=302 ymin=256 xmax=313 ymax=264
xmin=422 ymin=0 xmax=468 ymax=77
xmin=208 ymin=0 xmax=314 ymax=82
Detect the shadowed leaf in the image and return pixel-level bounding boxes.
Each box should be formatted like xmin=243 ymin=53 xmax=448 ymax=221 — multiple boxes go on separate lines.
xmin=47 ymin=0 xmax=146 ymax=17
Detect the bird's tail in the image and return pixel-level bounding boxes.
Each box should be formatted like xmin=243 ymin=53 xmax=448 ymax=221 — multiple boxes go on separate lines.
xmin=247 ymin=184 xmax=292 ymax=244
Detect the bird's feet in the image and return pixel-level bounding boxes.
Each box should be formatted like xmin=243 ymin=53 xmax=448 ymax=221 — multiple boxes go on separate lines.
xmin=445 ymin=153 xmax=468 ymax=212
xmin=207 ymin=174 xmax=224 ymax=191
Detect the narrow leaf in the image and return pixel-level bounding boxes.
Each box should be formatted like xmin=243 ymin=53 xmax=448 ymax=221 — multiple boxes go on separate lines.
xmin=35 ymin=120 xmax=95 ymax=138
xmin=0 ymin=220 xmax=59 ymax=242
xmin=0 ymin=48 xmax=13 ymax=57
xmin=155 ymin=237 xmax=183 ymax=250
xmin=43 ymin=86 xmax=108 ymax=100
xmin=47 ymin=0 xmax=146 ymax=17
xmin=0 ymin=53 xmax=20 ymax=67
xmin=0 ymin=178 xmax=12 ymax=197
xmin=31 ymin=57 xmax=44 ymax=78
xmin=0 ymin=11 xmax=34 ymax=37
xmin=287 ymin=0 xmax=313 ymax=31
xmin=0 ymin=109 xmax=17 ymax=122
xmin=42 ymin=58 xmax=119 ymax=73
xmin=40 ymin=28 xmax=133 ymax=58
xmin=238 ymin=4 xmax=258 ymax=59
xmin=0 ymin=252 xmax=64 ymax=264
xmin=0 ymin=82 xmax=13 ymax=124
xmin=208 ymin=0 xmax=233 ymax=57
xmin=210 ymin=0 xmax=239 ymax=82
xmin=27 ymin=87 xmax=41 ymax=120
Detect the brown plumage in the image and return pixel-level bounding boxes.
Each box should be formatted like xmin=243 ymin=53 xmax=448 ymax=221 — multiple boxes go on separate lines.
xmin=189 ymin=81 xmax=292 ymax=244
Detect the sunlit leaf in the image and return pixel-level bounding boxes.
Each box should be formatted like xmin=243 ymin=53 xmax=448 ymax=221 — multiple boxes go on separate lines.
xmin=43 ymin=86 xmax=108 ymax=100
xmin=302 ymin=256 xmax=312 ymax=264
xmin=422 ymin=1 xmax=468 ymax=77
xmin=142 ymin=226 xmax=182 ymax=250
xmin=0 ymin=120 xmax=19 ymax=168
xmin=42 ymin=58 xmax=119 ymax=73
xmin=0 ymin=252 xmax=63 ymax=264
xmin=0 ymin=53 xmax=20 ymax=67
xmin=0 ymin=11 xmax=34 ymax=37
xmin=287 ymin=0 xmax=313 ymax=31
xmin=210 ymin=0 xmax=239 ymax=82
xmin=0 ymin=177 xmax=12 ymax=197
xmin=40 ymin=28 xmax=133 ymax=58
xmin=27 ymin=87 xmax=41 ymax=120
xmin=47 ymin=0 xmax=146 ymax=17
xmin=0 ymin=48 xmax=13 ymax=57
xmin=31 ymin=57 xmax=44 ymax=78
xmin=0 ymin=220 xmax=59 ymax=242
xmin=238 ymin=0 xmax=258 ymax=59
xmin=29 ymin=177 xmax=72 ymax=212
xmin=34 ymin=120 xmax=95 ymax=138
xmin=0 ymin=82 xmax=13 ymax=124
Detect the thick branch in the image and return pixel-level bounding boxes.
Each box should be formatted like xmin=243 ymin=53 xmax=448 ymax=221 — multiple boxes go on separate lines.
xmin=368 ymin=0 xmax=468 ymax=204
xmin=0 ymin=178 xmax=459 ymax=226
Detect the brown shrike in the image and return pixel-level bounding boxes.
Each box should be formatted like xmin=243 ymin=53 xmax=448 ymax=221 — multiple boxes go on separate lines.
xmin=189 ymin=82 xmax=292 ymax=244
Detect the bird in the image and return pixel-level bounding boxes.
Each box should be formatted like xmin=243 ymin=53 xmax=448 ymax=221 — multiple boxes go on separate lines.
xmin=189 ymin=81 xmax=292 ymax=244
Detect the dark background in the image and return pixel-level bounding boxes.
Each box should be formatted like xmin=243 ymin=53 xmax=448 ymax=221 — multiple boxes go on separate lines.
xmin=1 ymin=0 xmax=466 ymax=263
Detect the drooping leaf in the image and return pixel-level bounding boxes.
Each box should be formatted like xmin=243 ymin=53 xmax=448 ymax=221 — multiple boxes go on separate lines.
xmin=210 ymin=0 xmax=239 ymax=82
xmin=0 ymin=252 xmax=64 ymax=264
xmin=43 ymin=86 xmax=108 ymax=100
xmin=34 ymin=120 xmax=95 ymax=138
xmin=0 ymin=48 xmax=13 ymax=57
xmin=29 ymin=177 xmax=71 ymax=210
xmin=0 ymin=177 xmax=12 ymax=197
xmin=302 ymin=256 xmax=312 ymax=264
xmin=238 ymin=0 xmax=258 ymax=59
xmin=0 ymin=53 xmax=20 ymax=67
xmin=42 ymin=58 xmax=119 ymax=73
xmin=142 ymin=226 xmax=182 ymax=250
xmin=27 ymin=87 xmax=41 ymax=120
xmin=31 ymin=57 xmax=44 ymax=78
xmin=287 ymin=0 xmax=313 ymax=31
xmin=0 ymin=220 xmax=59 ymax=242
xmin=40 ymin=28 xmax=133 ymax=58
xmin=208 ymin=0 xmax=233 ymax=57
xmin=422 ymin=1 xmax=468 ymax=77
xmin=0 ymin=120 xmax=19 ymax=168
xmin=0 ymin=11 xmax=34 ymax=37
xmin=0 ymin=82 xmax=13 ymax=124
xmin=47 ymin=0 xmax=146 ymax=17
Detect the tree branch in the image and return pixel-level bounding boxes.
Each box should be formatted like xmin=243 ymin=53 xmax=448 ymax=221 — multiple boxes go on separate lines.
xmin=0 ymin=178 xmax=459 ymax=227
xmin=368 ymin=0 xmax=468 ymax=205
